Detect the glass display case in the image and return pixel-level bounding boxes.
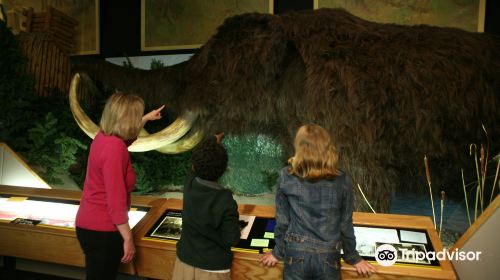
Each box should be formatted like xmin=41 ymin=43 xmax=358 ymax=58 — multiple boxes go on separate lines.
xmin=133 ymin=199 xmax=455 ymax=280
xmin=352 ymin=225 xmax=438 ymax=266
xmin=0 ymin=184 xmax=165 ymax=274
xmin=133 ymin=198 xmax=284 ymax=280
xmin=0 ymin=195 xmax=148 ymax=229
xmin=143 ymin=209 xmax=442 ymax=268
xmin=145 ymin=209 xmax=276 ymax=254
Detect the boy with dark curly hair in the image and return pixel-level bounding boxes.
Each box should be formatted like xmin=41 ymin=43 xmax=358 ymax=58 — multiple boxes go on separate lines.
xmin=173 ymin=133 xmax=241 ymax=280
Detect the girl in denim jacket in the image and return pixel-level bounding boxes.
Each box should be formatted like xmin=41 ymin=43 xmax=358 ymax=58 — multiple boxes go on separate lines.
xmin=260 ymin=124 xmax=375 ymax=279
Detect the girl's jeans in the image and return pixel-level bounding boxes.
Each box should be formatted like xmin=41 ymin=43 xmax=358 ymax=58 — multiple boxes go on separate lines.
xmin=284 ymin=234 xmax=341 ymax=280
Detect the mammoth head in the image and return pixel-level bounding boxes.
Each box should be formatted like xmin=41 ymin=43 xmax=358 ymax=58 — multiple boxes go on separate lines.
xmin=69 ymin=73 xmax=204 ymax=153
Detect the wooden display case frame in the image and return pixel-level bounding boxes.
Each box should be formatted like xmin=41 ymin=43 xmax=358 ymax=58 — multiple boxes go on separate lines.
xmin=0 ymin=185 xmax=456 ymax=279
xmin=0 ymin=184 xmax=168 ymax=275
xmin=134 ymin=199 xmax=455 ymax=280
xmin=133 ymin=198 xmax=284 ymax=279
xmin=344 ymin=212 xmax=456 ymax=280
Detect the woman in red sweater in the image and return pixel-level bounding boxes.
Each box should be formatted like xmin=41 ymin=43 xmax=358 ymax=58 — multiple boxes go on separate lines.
xmin=75 ymin=92 xmax=164 ymax=280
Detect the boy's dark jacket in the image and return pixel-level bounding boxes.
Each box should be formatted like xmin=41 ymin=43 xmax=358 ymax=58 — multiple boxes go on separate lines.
xmin=176 ymin=172 xmax=241 ymax=270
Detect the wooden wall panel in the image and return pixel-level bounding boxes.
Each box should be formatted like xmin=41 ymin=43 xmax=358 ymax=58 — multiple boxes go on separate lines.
xmin=19 ymin=36 xmax=71 ymax=97
xmin=13 ymin=5 xmax=76 ymax=98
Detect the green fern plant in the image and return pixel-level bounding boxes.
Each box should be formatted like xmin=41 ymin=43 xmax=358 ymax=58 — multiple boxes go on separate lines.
xmin=26 ymin=113 xmax=86 ymax=184
xmin=132 ymin=162 xmax=154 ymax=194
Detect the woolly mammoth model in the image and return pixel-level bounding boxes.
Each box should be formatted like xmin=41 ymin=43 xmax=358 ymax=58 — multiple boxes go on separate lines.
xmin=70 ymin=9 xmax=500 ymax=212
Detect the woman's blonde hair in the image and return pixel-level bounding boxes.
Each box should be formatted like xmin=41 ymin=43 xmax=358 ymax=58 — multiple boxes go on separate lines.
xmin=288 ymin=124 xmax=340 ymax=180
xmin=100 ymin=92 xmax=145 ymax=140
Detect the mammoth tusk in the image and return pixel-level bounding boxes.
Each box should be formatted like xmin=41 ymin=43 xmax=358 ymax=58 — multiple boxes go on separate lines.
xmin=139 ymin=124 xmax=204 ymax=154
xmin=69 ymin=73 xmax=197 ymax=153
xmin=69 ymin=73 xmax=100 ymax=139
xmin=128 ymin=111 xmax=197 ymax=152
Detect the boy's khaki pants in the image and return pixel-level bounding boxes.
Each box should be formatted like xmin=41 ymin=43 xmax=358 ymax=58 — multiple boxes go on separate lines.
xmin=172 ymin=257 xmax=231 ymax=280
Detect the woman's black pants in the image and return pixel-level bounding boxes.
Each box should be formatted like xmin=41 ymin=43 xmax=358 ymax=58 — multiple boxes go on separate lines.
xmin=76 ymin=227 xmax=124 ymax=280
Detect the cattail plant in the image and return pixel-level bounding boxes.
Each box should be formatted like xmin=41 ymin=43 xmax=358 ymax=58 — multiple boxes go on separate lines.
xmin=439 ymin=191 xmax=445 ymax=238
xmin=481 ymin=125 xmax=490 ymax=210
xmin=461 ymin=169 xmax=472 ymax=227
xmin=470 ymin=144 xmax=481 ymax=221
xmin=357 ymin=183 xmax=376 ymax=213
xmin=490 ymin=155 xmax=499 ymax=204
xmin=463 ymin=126 xmax=497 ymax=225
xmin=480 ymin=144 xmax=486 ymax=212
xmin=424 ymin=155 xmax=436 ymax=229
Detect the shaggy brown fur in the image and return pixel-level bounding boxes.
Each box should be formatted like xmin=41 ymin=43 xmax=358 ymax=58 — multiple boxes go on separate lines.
xmin=71 ymin=9 xmax=500 ymax=212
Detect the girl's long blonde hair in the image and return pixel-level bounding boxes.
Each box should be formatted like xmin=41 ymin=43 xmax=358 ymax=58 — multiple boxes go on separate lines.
xmin=288 ymin=124 xmax=340 ymax=180
xmin=100 ymin=92 xmax=145 ymax=140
